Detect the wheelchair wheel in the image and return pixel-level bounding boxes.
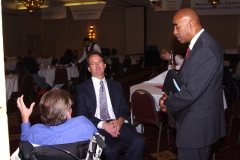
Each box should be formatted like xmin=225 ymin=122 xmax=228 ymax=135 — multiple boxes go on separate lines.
xmin=224 ymin=80 xmax=239 ymax=103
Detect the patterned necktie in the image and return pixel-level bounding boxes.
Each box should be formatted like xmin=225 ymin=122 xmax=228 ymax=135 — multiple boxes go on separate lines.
xmin=178 ymin=48 xmax=191 ymax=75
xmin=99 ymin=81 xmax=110 ymax=121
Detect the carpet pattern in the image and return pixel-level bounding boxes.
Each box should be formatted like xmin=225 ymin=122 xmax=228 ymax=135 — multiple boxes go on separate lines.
xmin=8 ymin=68 xmax=240 ymax=159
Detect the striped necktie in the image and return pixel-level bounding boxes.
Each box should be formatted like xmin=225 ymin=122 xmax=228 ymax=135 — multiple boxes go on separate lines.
xmin=178 ymin=48 xmax=191 ymax=75
xmin=99 ymin=81 xmax=110 ymax=121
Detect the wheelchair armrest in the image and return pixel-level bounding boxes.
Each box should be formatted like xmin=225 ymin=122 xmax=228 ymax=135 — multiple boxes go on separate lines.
xmin=19 ymin=141 xmax=34 ymax=160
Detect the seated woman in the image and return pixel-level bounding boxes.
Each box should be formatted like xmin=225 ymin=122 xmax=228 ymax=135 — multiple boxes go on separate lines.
xmin=19 ymin=50 xmax=50 ymax=90
xmin=160 ymin=48 xmax=184 ymax=71
xmin=59 ymin=49 xmax=73 ymax=65
xmin=72 ymin=49 xmax=79 ymax=63
xmin=17 ymin=88 xmax=98 ymax=145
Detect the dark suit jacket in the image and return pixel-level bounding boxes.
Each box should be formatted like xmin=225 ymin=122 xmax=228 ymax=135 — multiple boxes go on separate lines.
xmin=164 ymin=30 xmax=226 ymax=148
xmin=75 ymin=78 xmax=129 ymax=127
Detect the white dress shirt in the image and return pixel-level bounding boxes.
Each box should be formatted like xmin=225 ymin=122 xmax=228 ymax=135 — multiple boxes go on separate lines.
xmin=78 ymin=43 xmax=102 ymax=63
xmin=189 ymin=28 xmax=204 ymax=50
xmin=92 ymin=77 xmax=116 ymax=129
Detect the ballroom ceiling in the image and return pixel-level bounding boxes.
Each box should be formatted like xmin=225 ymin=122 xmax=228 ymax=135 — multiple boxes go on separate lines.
xmin=1 ymin=0 xmax=191 ymax=12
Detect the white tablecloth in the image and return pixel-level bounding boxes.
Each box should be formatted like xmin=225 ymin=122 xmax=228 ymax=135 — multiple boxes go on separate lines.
xmin=36 ymin=58 xmax=52 ymax=67
xmin=6 ymin=56 xmax=17 ymax=63
xmin=38 ymin=66 xmax=79 ymax=88
xmin=5 ymin=75 xmax=18 ymax=100
xmin=5 ymin=62 xmax=16 ymax=71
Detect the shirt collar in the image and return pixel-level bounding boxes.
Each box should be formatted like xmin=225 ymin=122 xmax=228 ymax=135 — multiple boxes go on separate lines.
xmin=189 ymin=28 xmax=204 ymax=50
xmin=92 ymin=76 xmax=106 ymax=86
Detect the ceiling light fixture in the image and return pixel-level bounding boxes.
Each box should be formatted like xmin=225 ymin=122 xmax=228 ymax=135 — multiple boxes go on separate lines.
xmin=208 ymin=0 xmax=220 ymax=6
xmin=22 ymin=0 xmax=45 ymax=14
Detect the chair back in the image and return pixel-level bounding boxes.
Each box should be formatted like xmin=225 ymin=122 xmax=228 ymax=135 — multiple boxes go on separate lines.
xmin=54 ymin=67 xmax=68 ymax=84
xmin=131 ymin=89 xmax=162 ymax=124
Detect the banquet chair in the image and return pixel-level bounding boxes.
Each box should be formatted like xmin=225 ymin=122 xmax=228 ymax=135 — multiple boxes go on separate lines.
xmin=54 ymin=67 xmax=70 ymax=92
xmin=131 ymin=89 xmax=167 ymax=153
xmin=228 ymin=100 xmax=240 ymax=145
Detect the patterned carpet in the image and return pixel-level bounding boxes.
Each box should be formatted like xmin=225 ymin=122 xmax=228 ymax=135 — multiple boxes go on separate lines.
xmin=8 ymin=67 xmax=240 ymax=159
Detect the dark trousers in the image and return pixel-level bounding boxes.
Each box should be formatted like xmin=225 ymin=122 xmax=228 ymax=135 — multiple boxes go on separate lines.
xmin=98 ymin=123 xmax=145 ymax=160
xmin=178 ymin=145 xmax=212 ymax=160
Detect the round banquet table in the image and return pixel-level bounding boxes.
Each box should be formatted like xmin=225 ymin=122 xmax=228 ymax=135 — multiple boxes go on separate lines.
xmin=38 ymin=65 xmax=79 ymax=88
xmin=5 ymin=75 xmax=18 ymax=100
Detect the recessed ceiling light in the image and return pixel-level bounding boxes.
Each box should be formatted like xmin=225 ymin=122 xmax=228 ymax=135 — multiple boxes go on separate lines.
xmin=14 ymin=0 xmax=18 ymax=2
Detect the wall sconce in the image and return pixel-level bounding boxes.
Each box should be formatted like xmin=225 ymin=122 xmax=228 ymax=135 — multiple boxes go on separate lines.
xmin=208 ymin=0 xmax=220 ymax=6
xmin=88 ymin=25 xmax=95 ymax=40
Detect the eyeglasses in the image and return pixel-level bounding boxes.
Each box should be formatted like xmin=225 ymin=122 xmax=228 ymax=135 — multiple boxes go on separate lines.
xmin=89 ymin=60 xmax=103 ymax=66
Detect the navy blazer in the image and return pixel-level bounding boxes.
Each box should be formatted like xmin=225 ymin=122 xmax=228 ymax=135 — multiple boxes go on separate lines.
xmin=164 ymin=30 xmax=226 ymax=148
xmin=75 ymin=78 xmax=129 ymax=127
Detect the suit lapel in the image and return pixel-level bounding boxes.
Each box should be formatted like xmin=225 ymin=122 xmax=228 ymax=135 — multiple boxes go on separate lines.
xmin=106 ymin=79 xmax=115 ymax=108
xmin=179 ymin=31 xmax=206 ymax=77
xmin=86 ymin=79 xmax=97 ymax=110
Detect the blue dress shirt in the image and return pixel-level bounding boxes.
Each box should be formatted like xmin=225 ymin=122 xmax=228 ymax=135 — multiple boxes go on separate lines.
xmin=21 ymin=116 xmax=98 ymax=145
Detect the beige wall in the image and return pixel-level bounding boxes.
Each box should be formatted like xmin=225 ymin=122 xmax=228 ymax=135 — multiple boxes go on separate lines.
xmin=2 ymin=7 xmax=239 ymax=58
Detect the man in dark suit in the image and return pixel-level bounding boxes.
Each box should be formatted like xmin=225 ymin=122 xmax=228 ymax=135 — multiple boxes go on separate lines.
xmin=75 ymin=52 xmax=145 ymax=160
xmin=159 ymin=8 xmax=226 ymax=160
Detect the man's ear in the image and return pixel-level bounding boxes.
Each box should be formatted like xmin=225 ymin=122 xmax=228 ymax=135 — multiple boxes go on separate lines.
xmin=66 ymin=109 xmax=72 ymax=119
xmin=189 ymin=20 xmax=195 ymax=29
xmin=87 ymin=67 xmax=91 ymax=72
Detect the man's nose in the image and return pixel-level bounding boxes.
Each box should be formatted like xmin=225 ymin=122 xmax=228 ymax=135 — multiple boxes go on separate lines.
xmin=173 ymin=28 xmax=178 ymax=35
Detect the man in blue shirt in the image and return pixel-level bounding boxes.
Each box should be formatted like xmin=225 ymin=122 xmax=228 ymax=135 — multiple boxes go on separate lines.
xmin=17 ymin=88 xmax=98 ymax=145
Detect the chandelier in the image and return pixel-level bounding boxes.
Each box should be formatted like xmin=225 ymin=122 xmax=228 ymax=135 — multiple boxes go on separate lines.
xmin=208 ymin=0 xmax=220 ymax=6
xmin=22 ymin=0 xmax=45 ymax=14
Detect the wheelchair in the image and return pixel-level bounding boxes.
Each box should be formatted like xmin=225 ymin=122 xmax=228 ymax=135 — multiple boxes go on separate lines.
xmin=18 ymin=133 xmax=106 ymax=160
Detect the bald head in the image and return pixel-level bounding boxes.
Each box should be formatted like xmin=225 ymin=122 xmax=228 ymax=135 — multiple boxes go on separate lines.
xmin=172 ymin=8 xmax=202 ymax=43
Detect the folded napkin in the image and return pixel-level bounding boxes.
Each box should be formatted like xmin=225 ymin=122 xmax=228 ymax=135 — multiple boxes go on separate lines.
xmin=154 ymin=86 xmax=163 ymax=89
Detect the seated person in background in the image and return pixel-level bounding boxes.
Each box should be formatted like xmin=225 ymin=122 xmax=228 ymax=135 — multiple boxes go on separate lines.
xmin=109 ymin=48 xmax=119 ymax=59
xmin=160 ymin=48 xmax=184 ymax=70
xmin=17 ymin=88 xmax=98 ymax=145
xmin=19 ymin=50 xmax=49 ymax=90
xmin=75 ymin=52 xmax=145 ymax=160
xmin=72 ymin=49 xmax=79 ymax=63
xmin=232 ymin=61 xmax=240 ymax=79
xmin=59 ymin=49 xmax=73 ymax=65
